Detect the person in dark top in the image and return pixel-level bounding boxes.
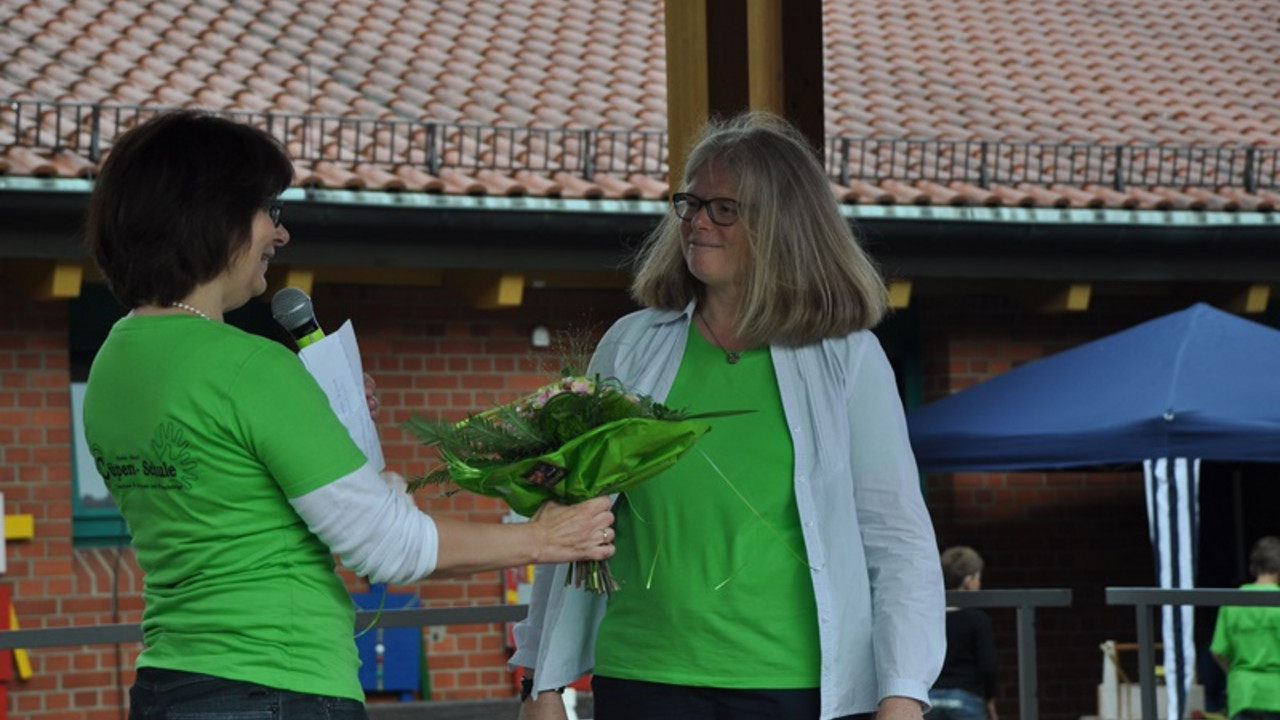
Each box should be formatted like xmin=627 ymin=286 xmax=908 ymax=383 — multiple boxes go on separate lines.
xmin=927 ymin=546 xmax=999 ymax=720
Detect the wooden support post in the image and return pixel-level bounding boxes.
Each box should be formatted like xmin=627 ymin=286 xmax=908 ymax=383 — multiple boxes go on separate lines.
xmin=664 ymin=0 xmax=824 ymax=183
xmin=747 ymin=0 xmax=824 ymax=153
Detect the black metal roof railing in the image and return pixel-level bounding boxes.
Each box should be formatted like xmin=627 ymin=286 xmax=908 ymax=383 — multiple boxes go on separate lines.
xmin=3 ymin=98 xmax=1278 ymax=193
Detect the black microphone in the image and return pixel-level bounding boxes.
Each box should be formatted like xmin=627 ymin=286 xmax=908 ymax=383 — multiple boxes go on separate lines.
xmin=271 ymin=287 xmax=325 ymax=348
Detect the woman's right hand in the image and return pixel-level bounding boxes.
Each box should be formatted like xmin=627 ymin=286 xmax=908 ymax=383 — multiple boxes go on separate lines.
xmin=527 ymin=496 xmax=616 ymax=564
xmin=429 ymin=497 xmax=613 ymax=578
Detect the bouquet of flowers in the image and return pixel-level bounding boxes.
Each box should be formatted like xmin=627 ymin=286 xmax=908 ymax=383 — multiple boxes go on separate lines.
xmin=406 ymin=372 xmax=733 ymax=593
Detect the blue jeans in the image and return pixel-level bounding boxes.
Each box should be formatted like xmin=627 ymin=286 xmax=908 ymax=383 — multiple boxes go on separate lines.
xmin=925 ymin=688 xmax=986 ymax=720
xmin=128 ymin=667 xmax=369 ymax=719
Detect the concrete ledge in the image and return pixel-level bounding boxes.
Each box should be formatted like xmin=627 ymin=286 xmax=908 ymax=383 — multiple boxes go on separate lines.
xmin=367 ymin=695 xmax=593 ymax=720
xmin=367 ymin=699 xmax=518 ymax=720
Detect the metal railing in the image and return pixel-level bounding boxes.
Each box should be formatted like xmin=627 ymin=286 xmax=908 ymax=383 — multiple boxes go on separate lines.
xmin=4 ymin=98 xmax=1278 ymax=192
xmin=1106 ymin=587 xmax=1280 ymax=720
xmin=0 ymin=99 xmax=667 ymax=180
xmin=825 ymin=137 xmax=1280 ymax=194
xmin=0 ymin=604 xmax=528 ymax=650
xmin=948 ymin=588 xmax=1073 ymax=720
xmin=0 ymin=589 xmax=1071 ymax=719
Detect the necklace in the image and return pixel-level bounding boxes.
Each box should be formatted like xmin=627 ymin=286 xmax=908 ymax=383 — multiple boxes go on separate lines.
xmin=698 ymin=312 xmax=740 ymax=365
xmin=170 ymin=301 xmax=212 ymax=321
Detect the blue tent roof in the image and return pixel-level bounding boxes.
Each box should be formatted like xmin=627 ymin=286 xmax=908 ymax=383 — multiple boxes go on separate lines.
xmin=907 ymin=303 xmax=1280 ymax=472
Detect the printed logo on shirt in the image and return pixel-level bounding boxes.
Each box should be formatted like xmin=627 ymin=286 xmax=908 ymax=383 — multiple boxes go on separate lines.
xmin=91 ymin=422 xmax=199 ymax=490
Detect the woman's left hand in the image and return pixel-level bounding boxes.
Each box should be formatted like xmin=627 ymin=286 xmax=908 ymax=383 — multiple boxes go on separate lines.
xmin=363 ymin=372 xmax=381 ymax=420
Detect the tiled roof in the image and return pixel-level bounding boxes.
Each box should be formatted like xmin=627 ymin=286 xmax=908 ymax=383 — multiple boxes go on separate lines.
xmin=2 ymin=0 xmax=1279 ymax=210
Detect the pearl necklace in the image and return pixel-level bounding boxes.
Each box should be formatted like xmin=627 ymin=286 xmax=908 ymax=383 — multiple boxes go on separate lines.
xmin=698 ymin=312 xmax=741 ymax=365
xmin=170 ymin=301 xmax=212 ymax=321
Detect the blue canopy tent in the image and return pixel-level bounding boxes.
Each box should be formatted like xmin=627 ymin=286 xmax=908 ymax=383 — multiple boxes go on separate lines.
xmin=907 ymin=303 xmax=1280 ymax=720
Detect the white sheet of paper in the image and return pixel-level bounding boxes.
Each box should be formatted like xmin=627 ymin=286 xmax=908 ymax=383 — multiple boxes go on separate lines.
xmin=297 ymin=320 xmax=386 ymax=472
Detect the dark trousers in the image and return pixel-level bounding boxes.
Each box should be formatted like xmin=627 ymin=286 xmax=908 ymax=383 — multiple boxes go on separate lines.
xmin=128 ymin=667 xmax=369 ymax=720
xmin=593 ymin=675 xmax=872 ymax=720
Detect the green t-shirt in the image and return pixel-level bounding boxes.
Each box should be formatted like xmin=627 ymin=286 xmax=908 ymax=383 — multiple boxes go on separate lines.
xmin=83 ymin=314 xmax=369 ymax=700
xmin=593 ymin=324 xmax=820 ymax=688
xmin=1210 ymin=583 xmax=1280 ymax=716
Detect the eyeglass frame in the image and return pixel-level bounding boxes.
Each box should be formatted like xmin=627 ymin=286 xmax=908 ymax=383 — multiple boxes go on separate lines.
xmin=670 ymin=192 xmax=741 ymax=227
xmin=263 ymin=200 xmax=284 ymax=227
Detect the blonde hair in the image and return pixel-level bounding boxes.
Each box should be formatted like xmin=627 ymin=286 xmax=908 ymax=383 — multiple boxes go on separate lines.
xmin=631 ymin=111 xmax=888 ymax=346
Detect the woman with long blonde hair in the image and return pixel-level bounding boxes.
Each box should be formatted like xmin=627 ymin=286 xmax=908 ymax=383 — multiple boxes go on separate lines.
xmin=515 ymin=111 xmax=944 ymax=720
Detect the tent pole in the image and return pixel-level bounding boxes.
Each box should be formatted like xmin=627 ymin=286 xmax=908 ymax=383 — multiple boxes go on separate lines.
xmin=1136 ymin=602 xmax=1159 ymax=720
xmin=1016 ymin=604 xmax=1039 ymax=720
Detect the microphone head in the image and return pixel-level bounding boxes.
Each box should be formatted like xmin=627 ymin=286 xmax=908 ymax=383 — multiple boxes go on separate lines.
xmin=271 ymin=287 xmax=315 ymax=332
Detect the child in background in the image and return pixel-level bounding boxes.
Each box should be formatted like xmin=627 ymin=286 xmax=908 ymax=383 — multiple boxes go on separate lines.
xmin=1212 ymin=536 xmax=1280 ymax=720
xmin=927 ymin=546 xmax=999 ymax=720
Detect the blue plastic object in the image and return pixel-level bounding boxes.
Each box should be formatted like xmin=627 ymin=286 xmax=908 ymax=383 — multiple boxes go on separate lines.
xmin=352 ymin=584 xmax=422 ymax=701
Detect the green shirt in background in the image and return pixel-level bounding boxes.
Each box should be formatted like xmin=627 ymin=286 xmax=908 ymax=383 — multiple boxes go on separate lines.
xmin=1210 ymin=583 xmax=1280 ymax=716
xmin=594 ymin=325 xmax=820 ymax=688
xmin=83 ymin=314 xmax=369 ymax=700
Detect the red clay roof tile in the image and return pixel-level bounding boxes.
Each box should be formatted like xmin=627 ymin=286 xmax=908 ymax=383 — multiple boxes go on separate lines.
xmin=2 ymin=0 xmax=1278 ymax=208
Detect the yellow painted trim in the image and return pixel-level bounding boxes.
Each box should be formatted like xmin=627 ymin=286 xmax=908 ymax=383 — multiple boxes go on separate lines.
xmin=287 ymin=268 xmax=316 ymax=296
xmin=4 ymin=514 xmax=34 ymax=541
xmin=264 ymin=266 xmax=315 ymax=299
xmin=3 ymin=260 xmax=83 ymax=300
xmin=8 ymin=606 xmax=32 ymax=680
xmin=888 ymin=279 xmax=913 ymax=309
xmin=1039 ymin=283 xmax=1093 ymax=313
xmin=446 ymin=270 xmax=525 ymax=309
xmin=1226 ymin=284 xmax=1271 ymax=314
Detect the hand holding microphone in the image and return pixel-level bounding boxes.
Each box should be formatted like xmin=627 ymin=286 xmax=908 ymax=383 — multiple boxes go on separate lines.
xmin=272 ymin=287 xmax=380 ymax=422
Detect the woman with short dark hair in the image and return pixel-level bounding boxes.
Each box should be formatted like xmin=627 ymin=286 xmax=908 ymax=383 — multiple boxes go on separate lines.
xmin=87 ymin=110 xmax=295 ymax=310
xmin=83 ymin=110 xmax=616 ymax=719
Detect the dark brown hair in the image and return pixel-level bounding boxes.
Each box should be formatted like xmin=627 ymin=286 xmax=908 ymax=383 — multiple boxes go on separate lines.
xmin=86 ymin=110 xmax=293 ymax=308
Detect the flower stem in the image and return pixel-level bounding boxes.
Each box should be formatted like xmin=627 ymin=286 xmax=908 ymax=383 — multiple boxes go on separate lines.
xmin=566 ymin=559 xmax=619 ymax=594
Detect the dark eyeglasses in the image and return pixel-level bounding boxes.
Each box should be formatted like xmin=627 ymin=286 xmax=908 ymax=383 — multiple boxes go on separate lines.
xmin=263 ymin=200 xmax=284 ymax=228
xmin=671 ymin=192 xmax=740 ymax=227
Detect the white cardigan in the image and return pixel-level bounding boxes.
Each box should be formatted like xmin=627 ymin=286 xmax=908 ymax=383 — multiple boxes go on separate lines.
xmin=511 ymin=304 xmax=945 ymax=719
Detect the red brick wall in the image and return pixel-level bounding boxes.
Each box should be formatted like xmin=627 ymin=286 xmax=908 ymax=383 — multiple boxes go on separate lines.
xmin=1 ymin=283 xmax=145 ymax=720
xmin=917 ymin=294 xmax=1195 ymax=720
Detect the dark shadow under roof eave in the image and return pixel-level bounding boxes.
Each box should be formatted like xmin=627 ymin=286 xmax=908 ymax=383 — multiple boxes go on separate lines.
xmin=2 ymin=183 xmax=1279 ymax=281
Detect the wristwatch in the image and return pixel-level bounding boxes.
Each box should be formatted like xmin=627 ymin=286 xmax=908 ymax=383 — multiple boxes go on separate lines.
xmin=520 ymin=673 xmax=565 ymax=701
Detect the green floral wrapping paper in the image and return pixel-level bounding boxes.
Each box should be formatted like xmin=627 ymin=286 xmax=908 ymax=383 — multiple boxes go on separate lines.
xmin=438 ymin=416 xmax=712 ymax=517
xmin=406 ymin=374 xmax=737 ymax=592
